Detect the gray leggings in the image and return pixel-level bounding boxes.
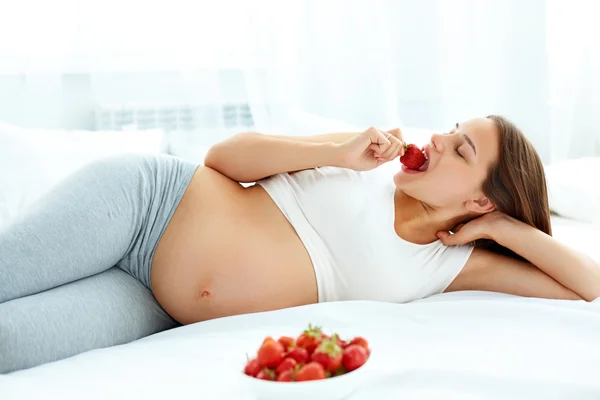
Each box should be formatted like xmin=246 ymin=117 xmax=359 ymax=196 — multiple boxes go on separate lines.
xmin=0 ymin=153 xmax=199 ymax=374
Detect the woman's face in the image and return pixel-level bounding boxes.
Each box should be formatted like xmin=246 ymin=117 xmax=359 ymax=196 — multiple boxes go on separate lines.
xmin=393 ymin=117 xmax=500 ymax=209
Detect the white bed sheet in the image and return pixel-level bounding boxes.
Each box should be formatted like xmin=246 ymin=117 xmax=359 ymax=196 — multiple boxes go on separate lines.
xmin=2 ymin=293 xmax=600 ymax=400
xmin=2 ymin=218 xmax=600 ymax=400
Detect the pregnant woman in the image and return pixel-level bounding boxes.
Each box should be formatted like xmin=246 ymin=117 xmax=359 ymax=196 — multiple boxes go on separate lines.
xmin=1 ymin=115 xmax=598 ymax=373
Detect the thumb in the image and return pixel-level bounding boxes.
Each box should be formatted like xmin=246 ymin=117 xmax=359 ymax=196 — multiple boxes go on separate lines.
xmin=368 ymin=143 xmax=379 ymax=152
xmin=437 ymin=230 xmax=461 ymax=246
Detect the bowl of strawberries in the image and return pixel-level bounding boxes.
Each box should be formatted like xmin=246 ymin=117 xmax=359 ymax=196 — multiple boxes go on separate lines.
xmin=242 ymin=324 xmax=372 ymax=400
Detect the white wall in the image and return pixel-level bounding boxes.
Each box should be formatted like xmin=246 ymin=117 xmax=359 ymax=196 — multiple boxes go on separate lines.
xmin=0 ymin=0 xmax=559 ymax=163
xmin=0 ymin=69 xmax=248 ymax=130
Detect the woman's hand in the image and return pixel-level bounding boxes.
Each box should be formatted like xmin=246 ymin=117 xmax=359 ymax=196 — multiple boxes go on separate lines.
xmin=437 ymin=211 xmax=509 ymax=246
xmin=337 ymin=127 xmax=405 ymax=171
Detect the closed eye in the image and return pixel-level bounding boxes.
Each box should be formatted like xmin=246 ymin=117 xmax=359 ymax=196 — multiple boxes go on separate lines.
xmin=455 ymin=148 xmax=465 ymax=159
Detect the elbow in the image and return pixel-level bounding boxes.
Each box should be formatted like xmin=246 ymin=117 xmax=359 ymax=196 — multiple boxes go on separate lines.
xmin=203 ymin=144 xmax=221 ymax=170
xmin=204 ymin=131 xmax=255 ymax=170
xmin=581 ymin=291 xmax=599 ymax=302
xmin=567 ymin=284 xmax=598 ymax=303
xmin=582 ymin=287 xmax=600 ymax=303
xmin=204 ymin=131 xmax=262 ymax=181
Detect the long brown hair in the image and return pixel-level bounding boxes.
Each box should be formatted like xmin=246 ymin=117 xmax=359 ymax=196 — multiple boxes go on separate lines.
xmin=475 ymin=115 xmax=552 ymax=260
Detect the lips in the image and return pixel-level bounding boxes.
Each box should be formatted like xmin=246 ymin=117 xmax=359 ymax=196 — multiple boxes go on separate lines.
xmin=422 ymin=145 xmax=431 ymax=161
xmin=399 ymin=144 xmax=431 ymax=174
xmin=418 ymin=145 xmax=430 ymax=172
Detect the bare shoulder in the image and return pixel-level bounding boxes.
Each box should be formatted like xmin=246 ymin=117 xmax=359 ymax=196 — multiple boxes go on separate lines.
xmin=463 ymin=247 xmax=500 ymax=270
xmin=444 ymin=248 xmax=581 ymax=300
xmin=445 ymin=248 xmax=500 ymax=292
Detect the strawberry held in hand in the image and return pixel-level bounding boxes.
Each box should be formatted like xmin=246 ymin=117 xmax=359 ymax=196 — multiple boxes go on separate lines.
xmin=400 ymin=143 xmax=427 ymax=170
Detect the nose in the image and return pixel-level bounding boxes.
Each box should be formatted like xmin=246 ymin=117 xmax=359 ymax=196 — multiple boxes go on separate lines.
xmin=430 ymin=133 xmax=447 ymax=152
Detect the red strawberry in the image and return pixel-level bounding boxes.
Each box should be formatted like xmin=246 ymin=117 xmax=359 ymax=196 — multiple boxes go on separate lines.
xmin=286 ymin=347 xmax=309 ymax=364
xmin=400 ymin=143 xmax=426 ymax=170
xmin=277 ymin=336 xmax=295 ymax=351
xmin=348 ymin=336 xmax=369 ymax=350
xmin=342 ymin=344 xmax=369 ymax=372
xmin=277 ymin=369 xmax=294 ymax=382
xmin=295 ymin=362 xmax=326 ymax=381
xmin=332 ymin=365 xmax=347 ymax=377
xmin=257 ymin=338 xmax=285 ymax=368
xmin=262 ymin=336 xmax=274 ymax=344
xmin=256 ymin=368 xmax=276 ymax=381
xmin=331 ymin=333 xmax=348 ymax=348
xmin=310 ymin=335 xmax=343 ymax=372
xmin=244 ymin=358 xmax=262 ymax=377
xmin=275 ymin=357 xmax=297 ymax=376
xmin=296 ymin=324 xmax=323 ymax=354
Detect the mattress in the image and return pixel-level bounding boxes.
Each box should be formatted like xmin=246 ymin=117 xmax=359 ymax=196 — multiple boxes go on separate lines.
xmin=2 ymin=294 xmax=599 ymax=399
xmin=1 ymin=217 xmax=599 ymax=399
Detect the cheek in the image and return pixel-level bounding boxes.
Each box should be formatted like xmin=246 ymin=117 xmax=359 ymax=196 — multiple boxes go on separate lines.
xmin=425 ymin=172 xmax=471 ymax=203
xmin=394 ymin=166 xmax=477 ymax=205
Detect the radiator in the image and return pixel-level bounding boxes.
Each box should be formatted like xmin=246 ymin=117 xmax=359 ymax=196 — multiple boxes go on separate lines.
xmin=93 ymin=103 xmax=254 ymax=131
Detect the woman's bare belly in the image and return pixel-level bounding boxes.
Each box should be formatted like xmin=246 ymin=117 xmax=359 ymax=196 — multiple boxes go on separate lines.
xmin=150 ymin=166 xmax=318 ymax=324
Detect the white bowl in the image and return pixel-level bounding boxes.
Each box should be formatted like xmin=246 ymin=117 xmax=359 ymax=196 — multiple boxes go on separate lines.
xmin=241 ymin=353 xmax=372 ymax=400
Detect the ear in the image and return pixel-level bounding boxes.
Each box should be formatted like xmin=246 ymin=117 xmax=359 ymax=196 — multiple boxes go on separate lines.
xmin=465 ymin=197 xmax=496 ymax=214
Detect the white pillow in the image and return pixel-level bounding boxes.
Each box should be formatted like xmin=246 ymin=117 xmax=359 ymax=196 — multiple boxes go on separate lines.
xmin=0 ymin=122 xmax=166 ymax=228
xmin=545 ymin=157 xmax=600 ymax=224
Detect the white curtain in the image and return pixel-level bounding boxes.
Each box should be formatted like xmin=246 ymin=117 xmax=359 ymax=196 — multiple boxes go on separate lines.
xmin=1 ymin=0 xmax=599 ymax=164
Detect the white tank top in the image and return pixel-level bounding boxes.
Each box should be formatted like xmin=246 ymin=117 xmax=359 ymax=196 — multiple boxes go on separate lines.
xmin=257 ymin=163 xmax=474 ymax=303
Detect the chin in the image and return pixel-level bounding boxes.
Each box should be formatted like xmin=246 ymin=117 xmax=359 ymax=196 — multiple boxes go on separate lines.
xmin=393 ymin=169 xmax=423 ymax=188
xmin=392 ymin=171 xmax=404 ymax=188
xmin=394 ymin=172 xmax=435 ymax=201
xmin=392 ymin=173 xmax=414 ymax=194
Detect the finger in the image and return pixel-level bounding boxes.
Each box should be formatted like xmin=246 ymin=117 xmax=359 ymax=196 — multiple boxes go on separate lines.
xmin=369 ymin=143 xmax=385 ymax=155
xmin=452 ymin=223 xmax=465 ymax=233
xmin=387 ymin=129 xmax=406 ymax=157
xmin=370 ymin=129 xmax=391 ymax=154
xmin=436 ymin=231 xmax=463 ymax=246
xmin=376 ymin=129 xmax=399 ymax=158
xmin=386 ymin=127 xmax=405 ymax=143
xmin=368 ymin=127 xmax=391 ymax=144
xmin=371 ymin=142 xmax=393 ymax=164
xmin=380 ymin=134 xmax=402 ymax=160
xmin=381 ymin=143 xmax=401 ymax=161
xmin=373 ymin=152 xmax=389 ymax=164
